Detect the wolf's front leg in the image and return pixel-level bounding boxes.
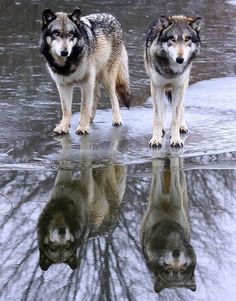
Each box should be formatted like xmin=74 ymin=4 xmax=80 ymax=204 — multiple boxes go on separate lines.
xmin=180 ymin=104 xmax=188 ymax=134
xmin=54 ymin=84 xmax=73 ymax=135
xmin=171 ymin=85 xmax=186 ymax=147
xmin=76 ymin=73 xmax=95 ymax=135
xmin=149 ymin=83 xmax=165 ymax=147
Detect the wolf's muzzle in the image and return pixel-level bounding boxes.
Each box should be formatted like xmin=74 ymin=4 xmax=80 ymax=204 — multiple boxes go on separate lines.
xmin=61 ymin=50 xmax=69 ymax=57
xmin=172 ymin=249 xmax=180 ymax=258
xmin=58 ymin=227 xmax=66 ymax=235
xmin=176 ymin=57 xmax=184 ymax=64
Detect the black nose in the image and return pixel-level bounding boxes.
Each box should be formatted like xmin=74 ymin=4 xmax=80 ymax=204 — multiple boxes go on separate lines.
xmin=58 ymin=227 xmax=66 ymax=235
xmin=172 ymin=249 xmax=180 ymax=258
xmin=176 ymin=57 xmax=184 ymax=64
xmin=61 ymin=50 xmax=68 ymax=57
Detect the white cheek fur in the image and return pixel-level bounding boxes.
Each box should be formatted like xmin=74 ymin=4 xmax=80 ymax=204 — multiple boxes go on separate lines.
xmin=163 ymin=43 xmax=178 ymax=61
xmin=49 ymin=228 xmax=74 ymax=244
xmin=46 ymin=36 xmax=52 ymax=45
xmin=50 ymin=38 xmax=78 ymax=56
xmin=66 ymin=40 xmax=74 ymax=56
xmin=163 ymin=43 xmax=196 ymax=63
xmin=51 ymin=40 xmax=63 ymax=56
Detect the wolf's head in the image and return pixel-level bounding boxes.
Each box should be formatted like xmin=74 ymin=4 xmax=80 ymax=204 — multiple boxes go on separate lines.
xmin=157 ymin=15 xmax=201 ymax=65
xmin=38 ymin=196 xmax=86 ymax=271
xmin=144 ymin=222 xmax=196 ymax=293
xmin=41 ymin=8 xmax=82 ymax=58
xmin=39 ymin=216 xmax=77 ymax=271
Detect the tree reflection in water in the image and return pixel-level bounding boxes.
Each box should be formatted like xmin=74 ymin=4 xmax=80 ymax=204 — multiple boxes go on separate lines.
xmin=0 ymin=154 xmax=236 ymax=300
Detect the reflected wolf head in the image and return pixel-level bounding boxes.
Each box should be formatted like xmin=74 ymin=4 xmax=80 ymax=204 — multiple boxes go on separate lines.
xmin=145 ymin=220 xmax=196 ymax=293
xmin=38 ymin=196 xmax=86 ymax=271
xmin=141 ymin=158 xmax=196 ymax=293
xmin=40 ymin=8 xmax=83 ymax=58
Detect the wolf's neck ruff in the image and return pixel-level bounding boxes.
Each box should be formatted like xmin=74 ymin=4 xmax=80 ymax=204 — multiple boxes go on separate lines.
xmin=153 ymin=54 xmax=192 ymax=78
xmin=43 ymin=44 xmax=84 ymax=76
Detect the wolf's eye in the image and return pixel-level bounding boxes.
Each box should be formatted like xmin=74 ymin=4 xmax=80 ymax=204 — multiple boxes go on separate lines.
xmin=52 ymin=30 xmax=60 ymax=37
xmin=163 ymin=264 xmax=172 ymax=273
xmin=169 ymin=36 xmax=175 ymax=42
xmin=185 ymin=36 xmax=191 ymax=42
xmin=68 ymin=31 xmax=74 ymax=38
xmin=180 ymin=268 xmax=185 ymax=274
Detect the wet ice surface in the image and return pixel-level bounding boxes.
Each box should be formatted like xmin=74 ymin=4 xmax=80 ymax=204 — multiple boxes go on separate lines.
xmin=1 ymin=77 xmax=236 ymax=170
xmin=1 ymin=0 xmax=236 ymax=300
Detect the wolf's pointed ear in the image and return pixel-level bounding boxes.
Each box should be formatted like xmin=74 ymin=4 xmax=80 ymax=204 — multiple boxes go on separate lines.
xmin=190 ymin=17 xmax=202 ymax=32
xmin=69 ymin=8 xmax=81 ymax=25
xmin=159 ymin=16 xmax=171 ymax=29
xmin=186 ymin=274 xmax=197 ymax=292
xmin=66 ymin=253 xmax=78 ymax=270
xmin=42 ymin=9 xmax=56 ymax=30
xmin=39 ymin=250 xmax=52 ymax=271
xmin=154 ymin=277 xmax=166 ymax=293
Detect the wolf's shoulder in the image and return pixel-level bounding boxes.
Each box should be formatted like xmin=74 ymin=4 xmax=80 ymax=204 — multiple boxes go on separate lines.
xmin=81 ymin=13 xmax=121 ymax=30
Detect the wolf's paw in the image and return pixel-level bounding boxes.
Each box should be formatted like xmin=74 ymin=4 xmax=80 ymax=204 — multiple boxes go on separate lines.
xmin=112 ymin=115 xmax=122 ymax=127
xmin=75 ymin=125 xmax=89 ymax=135
xmin=149 ymin=137 xmax=162 ymax=148
xmin=170 ymin=137 xmax=184 ymax=148
xmin=112 ymin=121 xmax=122 ymax=127
xmin=53 ymin=124 xmax=69 ymax=135
xmin=180 ymin=126 xmax=188 ymax=134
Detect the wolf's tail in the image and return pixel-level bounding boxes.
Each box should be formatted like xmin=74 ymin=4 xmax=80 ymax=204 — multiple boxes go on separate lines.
xmin=116 ymin=45 xmax=131 ymax=108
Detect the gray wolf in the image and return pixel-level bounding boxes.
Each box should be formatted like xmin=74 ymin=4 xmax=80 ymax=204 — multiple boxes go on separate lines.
xmin=144 ymin=15 xmax=201 ymax=147
xmin=141 ymin=157 xmax=196 ymax=293
xmin=37 ymin=138 xmax=127 ymax=270
xmin=40 ymin=8 xmax=131 ymax=135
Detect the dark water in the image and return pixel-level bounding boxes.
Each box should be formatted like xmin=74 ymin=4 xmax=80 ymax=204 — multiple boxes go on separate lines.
xmin=1 ymin=0 xmax=236 ymax=300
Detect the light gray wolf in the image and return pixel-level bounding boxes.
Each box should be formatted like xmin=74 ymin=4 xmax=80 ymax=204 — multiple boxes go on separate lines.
xmin=144 ymin=15 xmax=201 ymax=147
xmin=141 ymin=157 xmax=196 ymax=293
xmin=37 ymin=137 xmax=127 ymax=270
xmin=39 ymin=8 xmax=131 ymax=135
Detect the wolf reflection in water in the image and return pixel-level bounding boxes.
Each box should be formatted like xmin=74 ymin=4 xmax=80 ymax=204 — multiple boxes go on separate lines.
xmin=141 ymin=157 xmax=196 ymax=293
xmin=37 ymin=163 xmax=126 ymax=271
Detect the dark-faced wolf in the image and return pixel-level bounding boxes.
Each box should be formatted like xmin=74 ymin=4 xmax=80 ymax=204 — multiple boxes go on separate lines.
xmin=40 ymin=8 xmax=131 ymax=135
xmin=144 ymin=15 xmax=201 ymax=147
xmin=141 ymin=157 xmax=196 ymax=293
